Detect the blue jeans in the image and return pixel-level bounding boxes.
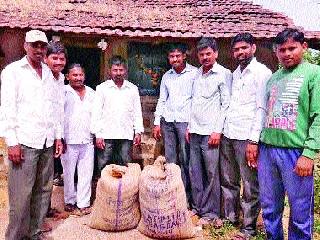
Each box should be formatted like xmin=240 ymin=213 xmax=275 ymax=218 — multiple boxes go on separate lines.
xmin=258 ymin=144 xmax=314 ymax=240
xmin=160 ymin=119 xmax=192 ymax=205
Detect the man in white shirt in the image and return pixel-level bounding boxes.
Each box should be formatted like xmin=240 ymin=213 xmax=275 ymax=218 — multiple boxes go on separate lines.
xmin=220 ymin=33 xmax=272 ymax=239
xmin=91 ymin=56 xmax=144 ymax=174
xmin=153 ymin=43 xmax=198 ymax=206
xmin=188 ymin=37 xmax=231 ymax=227
xmin=1 ymin=30 xmax=63 ymax=240
xmin=44 ymin=41 xmax=66 ymax=188
xmin=43 ymin=40 xmax=67 ymax=221
xmin=61 ymin=63 xmax=95 ymax=215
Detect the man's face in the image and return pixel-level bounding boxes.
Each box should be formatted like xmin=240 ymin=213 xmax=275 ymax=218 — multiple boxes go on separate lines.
xmin=24 ymin=41 xmax=47 ymax=63
xmin=110 ymin=64 xmax=127 ymax=82
xmin=168 ymin=49 xmax=186 ymax=70
xmin=45 ymin=53 xmax=66 ymax=74
xmin=276 ymin=38 xmax=307 ymax=69
xmin=198 ymin=47 xmax=218 ymax=69
xmin=67 ymin=67 xmax=85 ymax=89
xmin=232 ymin=41 xmax=256 ymax=65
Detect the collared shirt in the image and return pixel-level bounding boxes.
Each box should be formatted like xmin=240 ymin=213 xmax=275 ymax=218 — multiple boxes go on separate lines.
xmin=53 ymin=72 xmax=65 ymax=138
xmin=91 ymin=80 xmax=144 ymax=140
xmin=223 ymin=58 xmax=272 ymax=142
xmin=0 ymin=56 xmax=60 ymax=149
xmin=154 ymin=63 xmax=198 ymax=125
xmin=64 ymin=84 xmax=95 ymax=144
xmin=189 ymin=63 xmax=231 ymax=135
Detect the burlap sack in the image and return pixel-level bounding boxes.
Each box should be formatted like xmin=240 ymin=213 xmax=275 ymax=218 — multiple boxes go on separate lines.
xmin=89 ymin=163 xmax=141 ymax=231
xmin=138 ymin=156 xmax=195 ymax=239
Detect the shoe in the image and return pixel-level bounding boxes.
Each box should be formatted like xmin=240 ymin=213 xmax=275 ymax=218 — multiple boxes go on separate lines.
xmin=53 ymin=175 xmax=64 ymax=186
xmin=46 ymin=207 xmax=61 ymax=218
xmin=211 ymin=218 xmax=224 ymax=229
xmin=64 ymin=203 xmax=77 ymax=212
xmin=196 ymin=217 xmax=211 ymax=227
xmin=73 ymin=207 xmax=91 ymax=216
xmin=31 ymin=232 xmax=47 ymax=240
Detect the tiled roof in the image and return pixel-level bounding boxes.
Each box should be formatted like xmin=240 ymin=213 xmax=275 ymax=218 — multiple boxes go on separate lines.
xmin=0 ymin=0 xmax=319 ymax=39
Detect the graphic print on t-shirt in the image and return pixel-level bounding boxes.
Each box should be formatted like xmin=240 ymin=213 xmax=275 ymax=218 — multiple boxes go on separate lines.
xmin=266 ymin=76 xmax=304 ymax=131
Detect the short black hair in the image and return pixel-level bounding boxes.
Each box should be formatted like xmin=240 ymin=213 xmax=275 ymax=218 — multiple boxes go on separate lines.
xmin=67 ymin=63 xmax=84 ymax=74
xmin=109 ymin=55 xmax=127 ymax=68
xmin=167 ymin=43 xmax=188 ymax=54
xmin=46 ymin=41 xmax=67 ymax=57
xmin=275 ymin=28 xmax=305 ymax=45
xmin=231 ymin=32 xmax=255 ymax=47
xmin=197 ymin=37 xmax=218 ymax=52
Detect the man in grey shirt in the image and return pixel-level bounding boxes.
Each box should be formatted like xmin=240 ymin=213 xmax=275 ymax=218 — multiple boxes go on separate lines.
xmin=187 ymin=37 xmax=231 ymax=227
xmin=220 ymin=33 xmax=272 ymax=239
xmin=153 ymin=43 xmax=198 ymax=206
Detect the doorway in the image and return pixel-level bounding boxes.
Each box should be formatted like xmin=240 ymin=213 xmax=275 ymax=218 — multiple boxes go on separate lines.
xmin=66 ymin=47 xmax=102 ymax=90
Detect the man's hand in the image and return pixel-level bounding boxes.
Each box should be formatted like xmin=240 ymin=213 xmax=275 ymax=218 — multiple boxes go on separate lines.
xmin=8 ymin=144 xmax=23 ymax=164
xmin=246 ymin=142 xmax=258 ymax=168
xmin=294 ymin=155 xmax=314 ymax=177
xmin=185 ymin=129 xmax=190 ymax=143
xmin=208 ymin=132 xmax=221 ymax=146
xmin=133 ymin=133 xmax=141 ymax=146
xmin=54 ymin=139 xmax=63 ymax=158
xmin=153 ymin=125 xmax=161 ymax=141
xmin=96 ymin=138 xmax=105 ymax=150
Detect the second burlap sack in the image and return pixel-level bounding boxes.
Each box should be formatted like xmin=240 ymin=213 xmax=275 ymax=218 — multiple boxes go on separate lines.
xmin=138 ymin=156 xmax=195 ymax=239
xmin=89 ymin=163 xmax=141 ymax=231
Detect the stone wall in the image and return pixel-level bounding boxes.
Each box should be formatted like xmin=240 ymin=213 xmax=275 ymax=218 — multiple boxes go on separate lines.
xmin=0 ymin=138 xmax=7 ymax=171
xmin=132 ymin=95 xmax=163 ymax=166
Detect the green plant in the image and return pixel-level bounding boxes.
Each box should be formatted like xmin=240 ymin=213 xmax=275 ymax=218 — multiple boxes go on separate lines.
xmin=209 ymin=221 xmax=236 ymax=239
xmin=315 ymin=216 xmax=320 ymax=234
xmin=253 ymin=229 xmax=267 ymax=240
xmin=303 ymin=49 xmax=320 ymax=65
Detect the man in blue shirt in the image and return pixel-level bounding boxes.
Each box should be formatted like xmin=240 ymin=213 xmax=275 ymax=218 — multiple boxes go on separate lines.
xmin=188 ymin=37 xmax=231 ymax=227
xmin=153 ymin=43 xmax=198 ymax=206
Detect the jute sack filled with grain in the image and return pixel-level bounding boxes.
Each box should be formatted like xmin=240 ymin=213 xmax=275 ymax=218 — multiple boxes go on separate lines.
xmin=89 ymin=163 xmax=141 ymax=231
xmin=138 ymin=156 xmax=195 ymax=239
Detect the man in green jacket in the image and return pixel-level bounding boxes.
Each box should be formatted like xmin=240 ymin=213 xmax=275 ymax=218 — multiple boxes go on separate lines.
xmin=258 ymin=28 xmax=320 ymax=240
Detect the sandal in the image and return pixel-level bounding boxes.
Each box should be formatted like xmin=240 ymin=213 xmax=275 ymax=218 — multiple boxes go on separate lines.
xmin=211 ymin=218 xmax=224 ymax=229
xmin=64 ymin=203 xmax=77 ymax=212
xmin=73 ymin=207 xmax=91 ymax=216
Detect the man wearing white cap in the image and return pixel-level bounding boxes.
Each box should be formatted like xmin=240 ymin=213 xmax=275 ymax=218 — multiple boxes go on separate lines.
xmin=1 ymin=29 xmax=63 ymax=240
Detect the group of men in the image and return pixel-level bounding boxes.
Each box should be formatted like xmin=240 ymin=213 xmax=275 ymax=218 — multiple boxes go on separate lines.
xmin=0 ymin=30 xmax=143 ymax=240
xmin=153 ymin=28 xmax=319 ymax=240
xmin=0 ymin=27 xmax=319 ymax=240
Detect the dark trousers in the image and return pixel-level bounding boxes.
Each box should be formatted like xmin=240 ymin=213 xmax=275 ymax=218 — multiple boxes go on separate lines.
xmin=160 ymin=119 xmax=192 ymax=205
xmin=54 ymin=157 xmax=63 ymax=176
xmin=189 ymin=133 xmax=221 ymax=219
xmin=6 ymin=145 xmax=54 ymax=240
xmin=258 ymin=144 xmax=314 ymax=240
xmin=220 ymin=136 xmax=260 ymax=235
xmin=96 ymin=139 xmax=132 ymax=175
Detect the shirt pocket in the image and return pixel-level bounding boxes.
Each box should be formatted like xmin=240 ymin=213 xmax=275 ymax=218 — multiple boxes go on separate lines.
xmin=201 ymin=79 xmax=219 ymax=99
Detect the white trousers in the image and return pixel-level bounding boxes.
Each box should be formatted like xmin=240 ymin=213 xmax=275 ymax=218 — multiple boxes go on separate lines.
xmin=61 ymin=143 xmax=94 ymax=208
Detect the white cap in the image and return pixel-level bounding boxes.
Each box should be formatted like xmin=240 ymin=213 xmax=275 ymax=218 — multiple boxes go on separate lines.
xmin=25 ymin=30 xmax=48 ymax=43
